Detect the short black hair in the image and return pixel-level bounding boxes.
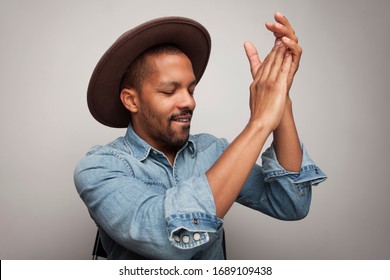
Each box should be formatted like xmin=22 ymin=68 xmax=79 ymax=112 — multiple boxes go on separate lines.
xmin=120 ymin=44 xmax=184 ymax=93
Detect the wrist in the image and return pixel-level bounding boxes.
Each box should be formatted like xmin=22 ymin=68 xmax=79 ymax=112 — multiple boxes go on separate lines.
xmin=286 ymin=96 xmax=293 ymax=107
xmin=246 ymin=118 xmax=274 ymax=138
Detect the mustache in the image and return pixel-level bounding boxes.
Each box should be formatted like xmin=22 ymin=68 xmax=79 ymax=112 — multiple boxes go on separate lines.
xmin=170 ymin=109 xmax=193 ymax=121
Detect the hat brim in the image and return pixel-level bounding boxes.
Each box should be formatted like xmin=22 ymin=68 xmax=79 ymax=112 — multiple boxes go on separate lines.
xmin=87 ymin=17 xmax=211 ymax=128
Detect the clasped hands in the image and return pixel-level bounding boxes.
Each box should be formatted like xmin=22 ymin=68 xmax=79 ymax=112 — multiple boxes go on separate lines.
xmin=244 ymin=12 xmax=302 ymax=133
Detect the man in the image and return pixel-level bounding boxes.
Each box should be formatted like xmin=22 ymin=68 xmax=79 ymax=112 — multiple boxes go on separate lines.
xmin=74 ymin=14 xmax=326 ymax=259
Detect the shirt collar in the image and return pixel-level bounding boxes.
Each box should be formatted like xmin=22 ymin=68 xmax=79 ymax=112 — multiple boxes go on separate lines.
xmin=124 ymin=124 xmax=196 ymax=161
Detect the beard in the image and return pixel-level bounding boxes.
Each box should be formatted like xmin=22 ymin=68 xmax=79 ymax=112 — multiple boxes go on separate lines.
xmin=166 ymin=122 xmax=191 ymax=147
xmin=140 ymin=107 xmax=192 ymax=149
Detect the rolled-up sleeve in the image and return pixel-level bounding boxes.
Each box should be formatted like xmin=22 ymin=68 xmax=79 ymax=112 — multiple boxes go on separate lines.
xmin=236 ymin=142 xmax=327 ymax=220
xmin=165 ymin=174 xmax=223 ymax=249
xmin=262 ymin=142 xmax=327 ymax=185
xmin=74 ymin=148 xmax=222 ymax=258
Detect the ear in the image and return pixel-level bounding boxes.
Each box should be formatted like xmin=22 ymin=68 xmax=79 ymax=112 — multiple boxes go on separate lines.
xmin=120 ymin=88 xmax=139 ymax=113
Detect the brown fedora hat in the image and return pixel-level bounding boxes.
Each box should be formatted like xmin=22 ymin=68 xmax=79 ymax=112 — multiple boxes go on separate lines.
xmin=87 ymin=16 xmax=211 ymax=128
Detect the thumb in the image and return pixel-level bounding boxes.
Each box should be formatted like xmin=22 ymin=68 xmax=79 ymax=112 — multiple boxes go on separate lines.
xmin=244 ymin=41 xmax=262 ymax=79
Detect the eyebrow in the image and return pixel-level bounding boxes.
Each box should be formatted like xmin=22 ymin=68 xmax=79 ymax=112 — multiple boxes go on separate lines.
xmin=156 ymin=79 xmax=197 ymax=88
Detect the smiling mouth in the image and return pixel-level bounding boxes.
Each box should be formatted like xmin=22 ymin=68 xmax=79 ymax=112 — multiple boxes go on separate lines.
xmin=171 ymin=110 xmax=193 ymax=124
xmin=173 ymin=117 xmax=191 ymax=123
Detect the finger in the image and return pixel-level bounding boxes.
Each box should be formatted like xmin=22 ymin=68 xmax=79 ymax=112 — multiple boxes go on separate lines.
xmin=276 ymin=51 xmax=293 ymax=84
xmin=266 ymin=22 xmax=298 ymax=43
xmin=267 ymin=43 xmax=287 ymax=81
xmin=257 ymin=43 xmax=279 ymax=82
xmin=282 ymin=36 xmax=302 ymax=62
xmin=253 ymin=43 xmax=278 ymax=82
xmin=266 ymin=12 xmax=298 ymax=45
xmin=244 ymin=41 xmax=262 ymax=79
xmin=274 ymin=12 xmax=293 ymax=30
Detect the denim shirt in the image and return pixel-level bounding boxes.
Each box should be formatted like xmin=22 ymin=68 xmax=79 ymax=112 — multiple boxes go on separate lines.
xmin=74 ymin=125 xmax=327 ymax=259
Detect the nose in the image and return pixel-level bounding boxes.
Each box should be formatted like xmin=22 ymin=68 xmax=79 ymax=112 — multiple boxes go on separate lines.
xmin=177 ymin=90 xmax=196 ymax=111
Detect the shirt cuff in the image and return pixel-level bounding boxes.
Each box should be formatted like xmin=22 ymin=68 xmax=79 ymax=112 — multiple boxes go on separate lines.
xmin=164 ymin=174 xmax=223 ymax=249
xmin=166 ymin=212 xmax=223 ymax=249
xmin=261 ymin=142 xmax=327 ymax=186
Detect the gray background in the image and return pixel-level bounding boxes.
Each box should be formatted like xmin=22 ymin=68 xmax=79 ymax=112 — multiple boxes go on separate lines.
xmin=1 ymin=0 xmax=389 ymax=259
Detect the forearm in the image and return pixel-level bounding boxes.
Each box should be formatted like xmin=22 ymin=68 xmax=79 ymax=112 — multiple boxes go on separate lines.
xmin=207 ymin=39 xmax=292 ymax=219
xmin=206 ymin=122 xmax=271 ymax=218
xmin=272 ymin=98 xmax=302 ymax=172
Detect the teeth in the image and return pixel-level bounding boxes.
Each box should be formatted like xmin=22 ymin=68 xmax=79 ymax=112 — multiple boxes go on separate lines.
xmin=176 ymin=119 xmax=189 ymax=122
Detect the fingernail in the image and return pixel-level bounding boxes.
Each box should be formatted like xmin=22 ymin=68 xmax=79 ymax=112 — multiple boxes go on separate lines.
xmin=275 ymin=39 xmax=283 ymax=46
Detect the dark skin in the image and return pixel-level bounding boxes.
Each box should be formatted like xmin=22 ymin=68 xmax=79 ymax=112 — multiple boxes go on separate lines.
xmin=121 ymin=12 xmax=303 ymax=218
xmin=244 ymin=12 xmax=302 ymax=174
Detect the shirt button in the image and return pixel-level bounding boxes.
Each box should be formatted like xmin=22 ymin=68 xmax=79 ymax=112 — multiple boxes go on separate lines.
xmin=182 ymin=235 xmax=190 ymax=244
xmin=173 ymin=235 xmax=180 ymax=243
xmin=192 ymin=218 xmax=199 ymax=225
xmin=193 ymin=232 xmax=201 ymax=241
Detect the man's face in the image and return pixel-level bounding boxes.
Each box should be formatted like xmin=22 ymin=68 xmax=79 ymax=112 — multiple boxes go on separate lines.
xmin=132 ymin=53 xmax=197 ymax=153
